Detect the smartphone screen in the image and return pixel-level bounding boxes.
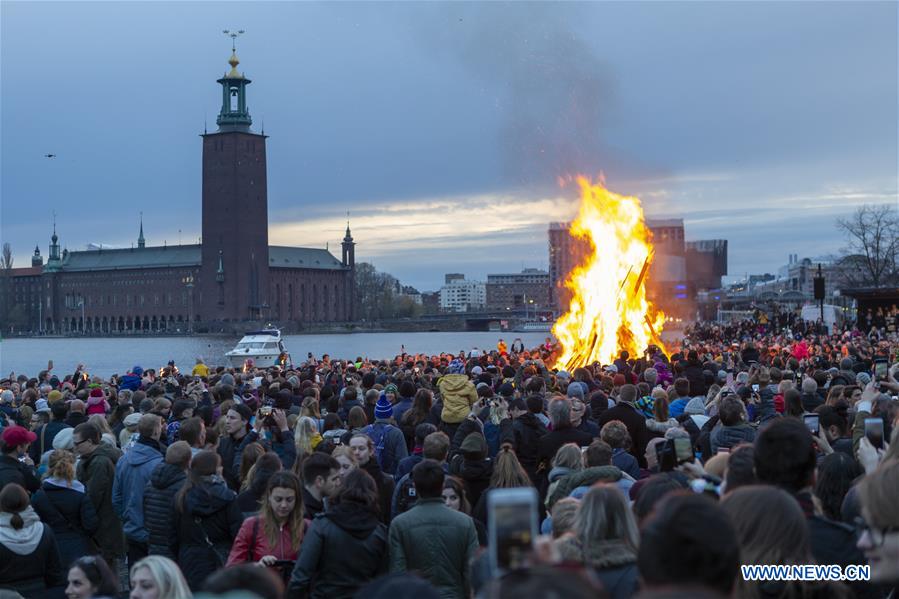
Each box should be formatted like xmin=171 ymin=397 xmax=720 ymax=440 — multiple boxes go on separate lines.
xmin=803 ymin=414 xmax=820 ymax=435
xmin=874 ymin=360 xmax=888 ymax=381
xmin=751 ymin=384 xmax=760 ymax=393
xmin=674 ymin=437 xmax=693 ymax=464
xmin=865 ymin=418 xmax=884 ymax=450
xmin=488 ymin=488 xmax=538 ymax=574
xmin=725 ymin=372 xmax=734 ymax=390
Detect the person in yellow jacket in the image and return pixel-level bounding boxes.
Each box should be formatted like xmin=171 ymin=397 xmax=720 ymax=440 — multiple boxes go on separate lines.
xmin=497 ymin=339 xmax=508 ymax=355
xmin=191 ymin=357 xmax=209 ymax=378
xmin=438 ymin=360 xmax=479 ymax=424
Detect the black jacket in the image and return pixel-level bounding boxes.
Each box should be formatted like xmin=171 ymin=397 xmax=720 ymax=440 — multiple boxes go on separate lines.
xmin=360 ymin=460 xmax=394 ymax=525
xmin=682 ymin=361 xmax=707 ymax=397
xmin=448 ymin=456 xmax=493 ymax=513
xmin=143 ymin=462 xmax=186 ymax=559
xmin=0 ymin=454 xmax=40 ymax=494
xmin=512 ymin=413 xmax=548 ymax=481
xmin=0 ymin=517 xmax=65 ymax=597
xmin=30 ymin=480 xmax=99 ymax=568
xmin=288 ymin=504 xmax=388 ymax=599
xmin=598 ymin=402 xmax=652 ymax=468
xmin=537 ymin=427 xmax=593 ymax=472
xmin=173 ymin=477 xmax=243 ymax=590
xmin=217 ymin=430 xmax=254 ymax=491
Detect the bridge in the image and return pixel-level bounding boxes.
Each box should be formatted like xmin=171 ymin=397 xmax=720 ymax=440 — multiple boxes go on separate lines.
xmin=379 ymin=308 xmax=556 ymax=332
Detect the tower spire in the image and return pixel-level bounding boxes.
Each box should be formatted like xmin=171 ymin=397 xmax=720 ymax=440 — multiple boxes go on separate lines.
xmin=216 ymin=30 xmax=252 ymax=132
xmin=137 ymin=212 xmax=146 ymax=248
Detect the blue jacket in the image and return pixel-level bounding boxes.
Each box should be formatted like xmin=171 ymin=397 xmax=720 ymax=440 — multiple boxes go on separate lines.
xmin=112 ymin=439 xmax=163 ymax=543
xmin=611 ymin=448 xmax=640 ymax=479
xmin=391 ymin=398 xmax=414 ymax=424
xmin=363 ymin=421 xmax=409 ymax=476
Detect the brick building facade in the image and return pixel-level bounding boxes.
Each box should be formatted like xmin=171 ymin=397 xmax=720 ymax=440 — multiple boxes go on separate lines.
xmin=6 ymin=49 xmax=355 ymax=334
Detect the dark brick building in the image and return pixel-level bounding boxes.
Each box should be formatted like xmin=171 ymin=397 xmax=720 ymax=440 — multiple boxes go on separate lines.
xmin=6 ymin=49 xmax=355 ymax=334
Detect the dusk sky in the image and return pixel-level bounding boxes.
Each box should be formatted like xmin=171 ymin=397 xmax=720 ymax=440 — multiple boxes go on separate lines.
xmin=2 ymin=1 xmax=896 ymax=292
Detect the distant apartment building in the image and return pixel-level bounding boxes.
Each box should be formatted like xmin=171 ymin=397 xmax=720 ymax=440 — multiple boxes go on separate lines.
xmin=439 ymin=276 xmax=486 ymax=312
xmin=685 ymin=240 xmax=728 ymax=290
xmin=549 ymin=218 xmax=700 ymax=312
xmin=486 ymin=269 xmax=551 ymax=311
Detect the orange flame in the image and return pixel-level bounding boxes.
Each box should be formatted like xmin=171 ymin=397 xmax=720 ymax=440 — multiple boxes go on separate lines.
xmin=553 ymin=177 xmax=666 ymax=370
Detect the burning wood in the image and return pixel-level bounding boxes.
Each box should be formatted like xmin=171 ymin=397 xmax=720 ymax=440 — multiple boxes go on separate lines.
xmin=553 ymin=178 xmax=666 ymax=369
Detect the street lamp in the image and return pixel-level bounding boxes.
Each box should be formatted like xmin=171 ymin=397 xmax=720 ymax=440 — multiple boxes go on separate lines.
xmin=182 ymin=274 xmax=195 ymax=334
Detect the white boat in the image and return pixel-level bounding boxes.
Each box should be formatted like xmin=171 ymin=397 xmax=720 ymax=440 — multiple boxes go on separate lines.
xmin=514 ymin=320 xmax=554 ymax=333
xmin=225 ymin=329 xmax=288 ymax=368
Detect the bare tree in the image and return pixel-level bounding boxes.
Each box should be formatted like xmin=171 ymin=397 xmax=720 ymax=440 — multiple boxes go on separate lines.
xmin=836 ymin=204 xmax=899 ymax=287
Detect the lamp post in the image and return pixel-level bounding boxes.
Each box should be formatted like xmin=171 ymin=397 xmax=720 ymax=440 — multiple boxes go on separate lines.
xmin=182 ymin=274 xmax=194 ymax=334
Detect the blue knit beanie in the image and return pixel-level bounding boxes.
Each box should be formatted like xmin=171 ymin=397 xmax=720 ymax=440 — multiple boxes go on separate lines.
xmin=447 ymin=359 xmax=465 ymax=375
xmin=375 ymin=392 xmax=394 ymax=420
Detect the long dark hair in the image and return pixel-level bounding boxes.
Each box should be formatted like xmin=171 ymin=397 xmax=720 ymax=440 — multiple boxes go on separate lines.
xmin=403 ymin=389 xmax=433 ymax=427
xmin=176 ymin=449 xmax=221 ymax=513
xmin=815 ymin=452 xmax=863 ymax=521
xmin=332 ymin=468 xmax=380 ymax=516
xmin=69 ymin=555 xmax=119 ymax=596
xmin=259 ymin=471 xmax=305 ymax=551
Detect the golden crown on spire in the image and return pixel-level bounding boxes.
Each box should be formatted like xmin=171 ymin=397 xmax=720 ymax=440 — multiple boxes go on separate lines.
xmin=227 ymin=50 xmax=242 ymax=78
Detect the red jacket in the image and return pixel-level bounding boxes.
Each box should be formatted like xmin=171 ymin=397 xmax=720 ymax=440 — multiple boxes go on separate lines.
xmin=226 ymin=515 xmax=305 ymax=566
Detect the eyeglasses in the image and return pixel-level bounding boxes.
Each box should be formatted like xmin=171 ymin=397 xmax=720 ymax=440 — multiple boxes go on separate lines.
xmin=854 ymin=517 xmax=899 ymax=547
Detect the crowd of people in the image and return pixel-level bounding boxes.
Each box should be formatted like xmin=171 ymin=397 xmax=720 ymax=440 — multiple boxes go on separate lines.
xmin=0 ymin=314 xmax=897 ymax=598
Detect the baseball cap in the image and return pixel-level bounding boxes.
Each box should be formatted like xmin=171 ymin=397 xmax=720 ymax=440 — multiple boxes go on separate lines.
xmin=2 ymin=425 xmax=37 ymax=447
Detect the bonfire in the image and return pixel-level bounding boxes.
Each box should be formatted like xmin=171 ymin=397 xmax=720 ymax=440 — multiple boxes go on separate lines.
xmin=553 ymin=177 xmax=666 ymax=371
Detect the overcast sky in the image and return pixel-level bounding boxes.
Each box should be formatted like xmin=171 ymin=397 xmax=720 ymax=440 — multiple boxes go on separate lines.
xmin=2 ymin=1 xmax=896 ymax=291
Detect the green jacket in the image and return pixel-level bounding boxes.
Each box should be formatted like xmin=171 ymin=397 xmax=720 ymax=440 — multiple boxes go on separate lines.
xmin=389 ymin=497 xmax=478 ymax=599
xmin=77 ymin=443 xmax=125 ymax=557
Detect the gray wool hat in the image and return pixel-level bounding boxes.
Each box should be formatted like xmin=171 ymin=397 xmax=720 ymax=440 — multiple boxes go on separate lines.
xmin=684 ymin=396 xmax=707 ymax=416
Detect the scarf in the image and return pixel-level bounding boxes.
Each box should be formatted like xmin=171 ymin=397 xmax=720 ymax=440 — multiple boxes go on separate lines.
xmin=44 ymin=477 xmax=85 ymax=493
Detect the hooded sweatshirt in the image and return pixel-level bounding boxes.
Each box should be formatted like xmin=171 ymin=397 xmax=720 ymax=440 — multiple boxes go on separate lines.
xmin=0 ymin=507 xmax=44 ymax=555
xmin=438 ymin=374 xmax=478 ymax=424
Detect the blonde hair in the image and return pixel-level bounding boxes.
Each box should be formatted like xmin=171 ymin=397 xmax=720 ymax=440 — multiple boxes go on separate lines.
xmin=294 ymin=416 xmax=319 ymax=457
xmin=491 ymin=444 xmax=533 ymax=488
xmin=331 ymin=445 xmax=357 ymax=466
xmin=48 ymin=450 xmax=76 ymax=483
xmin=551 ymin=443 xmax=583 ymax=471
xmin=573 ymin=484 xmax=639 ymax=553
xmin=859 ymin=458 xmax=899 ymax=529
xmin=88 ymin=414 xmax=112 ymax=435
xmin=130 ymin=556 xmax=191 ymax=599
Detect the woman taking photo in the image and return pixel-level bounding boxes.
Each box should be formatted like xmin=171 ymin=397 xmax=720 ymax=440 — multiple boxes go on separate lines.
xmin=0 ymin=483 xmax=64 ymax=597
xmin=31 ymin=449 xmax=99 ymax=568
xmin=288 ymin=469 xmax=388 ymax=598
xmin=228 ymin=471 xmax=306 ymax=583
xmin=173 ymin=450 xmax=243 ymax=590
xmin=129 ymin=555 xmax=192 ymax=599
xmin=64 ymin=555 xmax=119 ymax=599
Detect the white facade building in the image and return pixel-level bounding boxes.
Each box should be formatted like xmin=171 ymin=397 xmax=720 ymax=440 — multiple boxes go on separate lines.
xmin=439 ymin=277 xmax=486 ymax=312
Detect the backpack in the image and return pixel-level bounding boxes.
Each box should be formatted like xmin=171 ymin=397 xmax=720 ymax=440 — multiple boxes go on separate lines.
xmin=364 ymin=423 xmax=395 ymax=473
xmin=483 ymin=421 xmax=501 ymax=458
xmin=394 ymin=473 xmax=418 ymax=517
